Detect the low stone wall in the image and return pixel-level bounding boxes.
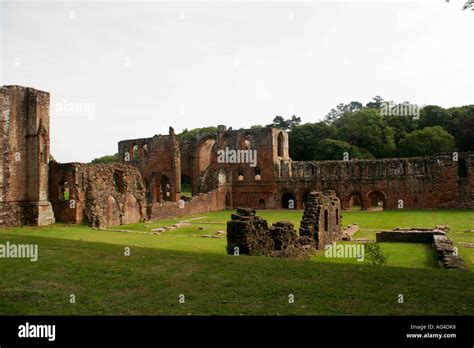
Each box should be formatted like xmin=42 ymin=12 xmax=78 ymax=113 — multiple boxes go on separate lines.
xmin=375 ymin=228 xmax=446 ymax=243
xmin=375 ymin=226 xmax=467 ymax=270
xmin=434 ymin=235 xmax=468 ymax=270
xmin=149 ymin=190 xmax=226 ymax=220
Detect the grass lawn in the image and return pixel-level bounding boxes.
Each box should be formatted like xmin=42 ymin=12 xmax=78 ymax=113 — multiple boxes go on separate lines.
xmin=0 ymin=209 xmax=473 ymax=315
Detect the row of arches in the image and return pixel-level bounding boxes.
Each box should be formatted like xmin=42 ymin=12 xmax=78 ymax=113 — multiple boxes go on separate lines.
xmin=277 ymin=190 xmax=387 ymax=210
xmin=130 ymin=143 xmax=149 ymax=161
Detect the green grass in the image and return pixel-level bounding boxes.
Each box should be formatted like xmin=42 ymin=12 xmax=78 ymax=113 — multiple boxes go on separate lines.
xmin=0 ymin=209 xmax=473 ymax=315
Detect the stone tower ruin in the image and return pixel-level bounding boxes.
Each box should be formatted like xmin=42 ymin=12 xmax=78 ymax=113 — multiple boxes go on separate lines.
xmin=0 ymin=86 xmax=55 ymax=226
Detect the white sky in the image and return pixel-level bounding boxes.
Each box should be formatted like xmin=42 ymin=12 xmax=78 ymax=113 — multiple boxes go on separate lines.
xmin=1 ymin=0 xmax=472 ymax=163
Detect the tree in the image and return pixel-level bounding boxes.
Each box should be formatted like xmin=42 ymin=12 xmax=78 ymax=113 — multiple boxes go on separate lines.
xmin=289 ymin=122 xmax=338 ymax=161
xmin=398 ymin=126 xmax=456 ymax=157
xmin=314 ymin=139 xmax=365 ymax=161
xmin=334 ymin=109 xmax=396 ymax=158
xmin=178 ymin=127 xmax=217 ymax=141
xmin=457 ymin=115 xmax=474 ymax=151
xmin=91 ymin=153 xmax=119 ymax=164
xmin=268 ymin=115 xmax=301 ymax=131
xmin=324 ymin=101 xmax=363 ymax=124
xmin=365 ymin=96 xmax=384 ymax=110
xmin=418 ymin=106 xmax=453 ymax=133
xmin=382 ymin=112 xmax=418 ymax=147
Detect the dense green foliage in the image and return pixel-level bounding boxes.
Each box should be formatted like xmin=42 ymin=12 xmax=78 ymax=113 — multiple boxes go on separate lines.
xmin=284 ymin=98 xmax=474 ymax=160
xmin=177 ymin=127 xmax=217 ymax=141
xmin=90 ymin=153 xmax=119 ymax=164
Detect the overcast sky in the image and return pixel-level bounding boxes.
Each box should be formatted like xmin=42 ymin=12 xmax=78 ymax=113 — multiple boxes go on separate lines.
xmin=1 ymin=0 xmax=472 ymax=163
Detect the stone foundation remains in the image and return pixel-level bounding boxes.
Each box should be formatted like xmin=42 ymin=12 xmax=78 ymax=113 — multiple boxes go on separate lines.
xmin=226 ymin=191 xmax=343 ymax=258
xmin=376 ymin=226 xmax=467 ymax=270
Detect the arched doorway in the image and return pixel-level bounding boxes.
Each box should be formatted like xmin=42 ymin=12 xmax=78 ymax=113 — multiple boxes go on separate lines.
xmin=367 ymin=190 xmax=387 ymax=210
xmin=181 ymin=174 xmax=192 ymax=197
xmin=281 ymin=192 xmax=295 ymax=209
xmin=347 ymin=192 xmax=364 ymax=210
xmin=160 ymin=175 xmax=171 ymax=201
xmin=259 ymin=199 xmax=266 ymax=209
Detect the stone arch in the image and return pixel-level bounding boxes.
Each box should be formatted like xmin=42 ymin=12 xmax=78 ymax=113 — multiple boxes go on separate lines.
xmin=131 ymin=143 xmax=140 ymax=160
xmin=346 ymin=192 xmax=364 ymax=210
xmin=254 ymin=167 xmax=261 ymax=181
xmin=197 ymin=137 xmax=216 ymax=173
xmin=141 ymin=144 xmax=149 ymax=159
xmin=366 ymin=190 xmax=387 ymax=210
xmin=160 ymin=175 xmax=171 ymax=201
xmin=281 ymin=191 xmax=296 ymax=209
xmin=259 ymin=198 xmax=266 ymax=209
xmin=58 ymin=176 xmax=70 ymax=201
xmin=181 ymin=174 xmax=192 ymax=197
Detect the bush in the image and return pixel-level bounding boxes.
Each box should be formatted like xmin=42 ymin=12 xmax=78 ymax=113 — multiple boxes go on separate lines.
xmin=365 ymin=243 xmax=388 ymax=266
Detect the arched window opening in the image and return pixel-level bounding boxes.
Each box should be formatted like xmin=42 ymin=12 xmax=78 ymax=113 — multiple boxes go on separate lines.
xmin=141 ymin=144 xmax=149 ymax=159
xmin=58 ymin=177 xmax=69 ymax=201
xmin=114 ymin=171 xmax=125 ymax=193
xmin=254 ymin=167 xmax=261 ymax=181
xmin=277 ymin=132 xmax=284 ymax=157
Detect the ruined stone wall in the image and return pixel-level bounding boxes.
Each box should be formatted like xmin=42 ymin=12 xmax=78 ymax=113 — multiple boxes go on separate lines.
xmin=226 ymin=208 xmax=315 ymax=258
xmin=226 ymin=196 xmax=341 ymax=258
xmin=271 ymin=153 xmax=474 ymax=209
xmin=299 ymin=191 xmax=343 ymax=249
xmin=118 ymin=127 xmax=181 ymax=208
xmin=196 ymin=126 xmax=289 ymax=209
xmin=0 ymin=85 xmax=55 ymax=226
xmin=49 ymin=162 xmax=146 ymax=228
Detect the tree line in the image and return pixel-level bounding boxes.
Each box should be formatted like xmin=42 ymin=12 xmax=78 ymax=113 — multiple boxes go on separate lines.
xmin=267 ymin=97 xmax=474 ymax=161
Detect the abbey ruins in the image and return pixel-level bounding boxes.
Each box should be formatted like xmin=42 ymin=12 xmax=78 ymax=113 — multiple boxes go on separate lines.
xmin=1 ymin=86 xmax=473 ymax=232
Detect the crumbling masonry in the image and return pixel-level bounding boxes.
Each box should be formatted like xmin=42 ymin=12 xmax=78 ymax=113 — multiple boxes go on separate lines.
xmin=1 ymin=85 xmax=473 ymax=228
xmin=226 ymin=191 xmax=343 ymax=257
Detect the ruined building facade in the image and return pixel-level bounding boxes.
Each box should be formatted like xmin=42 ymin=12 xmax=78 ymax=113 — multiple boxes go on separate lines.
xmin=1 ymin=85 xmax=473 ymax=228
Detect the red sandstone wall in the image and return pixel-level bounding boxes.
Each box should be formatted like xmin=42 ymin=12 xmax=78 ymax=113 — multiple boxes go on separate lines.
xmin=150 ymin=190 xmax=226 ymax=220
